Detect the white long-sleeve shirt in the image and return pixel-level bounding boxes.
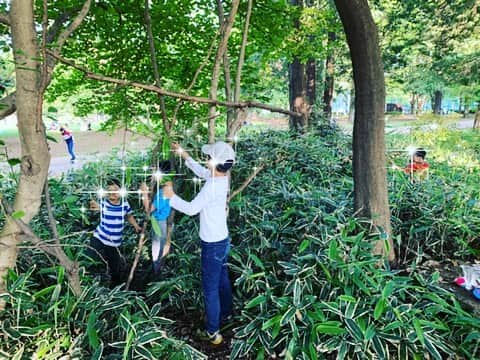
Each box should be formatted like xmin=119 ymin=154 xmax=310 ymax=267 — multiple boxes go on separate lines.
xmin=170 ymin=157 xmax=229 ymax=242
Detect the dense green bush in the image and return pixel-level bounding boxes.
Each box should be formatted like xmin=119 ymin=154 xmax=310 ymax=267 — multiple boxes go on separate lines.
xmin=1 ymin=126 xmax=479 ymax=359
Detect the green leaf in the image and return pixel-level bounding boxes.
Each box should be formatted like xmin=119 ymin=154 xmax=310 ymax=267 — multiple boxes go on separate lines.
xmin=298 ymin=239 xmax=309 ymax=253
xmin=7 ymin=158 xmax=21 ymax=166
xmin=63 ymin=195 xmax=79 ymax=204
xmin=413 ymin=318 xmax=425 ymax=345
xmin=374 ymin=298 xmax=386 ymax=320
xmin=87 ymin=312 xmax=101 ymax=349
xmin=245 ymin=295 xmax=266 ymax=309
xmin=12 ymin=210 xmax=25 ymax=219
xmin=151 ymin=217 xmax=163 ymax=237
xmin=316 ymin=321 xmax=346 ymax=335
xmin=91 ymin=343 xmax=104 ymax=360
xmin=262 ymin=314 xmax=281 ymax=330
xmin=372 ymin=335 xmax=387 ymax=359
xmin=0 ymin=139 xmax=5 ymax=146
xmin=46 ymin=134 xmax=58 ymax=143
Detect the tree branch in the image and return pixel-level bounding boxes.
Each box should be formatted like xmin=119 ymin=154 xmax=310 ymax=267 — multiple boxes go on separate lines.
xmin=54 ymin=0 xmax=92 ymax=51
xmin=0 ymin=92 xmax=16 ymax=120
xmin=0 ymin=12 xmax=9 ymax=26
xmin=0 ymin=197 xmax=81 ymax=296
xmin=46 ymin=50 xmax=300 ymax=117
xmin=229 ymin=164 xmax=265 ymax=201
xmin=172 ymin=31 xmax=219 ymax=125
xmin=208 ymin=0 xmax=241 ymax=143
xmin=144 ymin=0 xmax=169 ymax=132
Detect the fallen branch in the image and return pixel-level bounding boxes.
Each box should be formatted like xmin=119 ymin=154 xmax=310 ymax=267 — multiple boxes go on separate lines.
xmin=46 ymin=50 xmax=300 ymax=118
xmin=125 ymin=232 xmax=146 ymax=290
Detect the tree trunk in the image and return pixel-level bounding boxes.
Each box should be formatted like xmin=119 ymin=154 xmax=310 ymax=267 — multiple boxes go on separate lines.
xmin=323 ymin=32 xmax=336 ymax=123
xmin=410 ymin=93 xmax=416 ymax=115
xmin=0 ymin=0 xmax=51 ymax=308
xmin=334 ymin=0 xmax=395 ymax=262
xmin=306 ymin=59 xmax=316 ymax=108
xmin=348 ymin=87 xmax=355 ymax=123
xmin=474 ymin=104 xmax=480 ymax=130
xmin=208 ymin=0 xmax=240 ymax=143
xmin=216 ymin=0 xmax=234 ymax=130
xmin=289 ymin=58 xmax=308 ymax=132
xmin=432 ymin=90 xmax=442 ymax=115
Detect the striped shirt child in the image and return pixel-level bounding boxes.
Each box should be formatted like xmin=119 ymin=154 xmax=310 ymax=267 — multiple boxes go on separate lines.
xmin=94 ymin=199 xmax=132 ymax=247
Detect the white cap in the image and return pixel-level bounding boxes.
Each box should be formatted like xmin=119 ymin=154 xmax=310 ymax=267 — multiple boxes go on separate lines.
xmin=201 ymin=141 xmax=235 ymax=164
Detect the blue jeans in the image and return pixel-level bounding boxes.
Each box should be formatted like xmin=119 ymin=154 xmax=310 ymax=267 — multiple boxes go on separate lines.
xmin=201 ymin=238 xmax=232 ymax=333
xmin=66 ymin=138 xmax=76 ymax=160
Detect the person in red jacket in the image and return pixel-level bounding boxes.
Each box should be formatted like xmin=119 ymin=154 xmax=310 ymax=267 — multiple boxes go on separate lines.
xmin=60 ymin=126 xmax=76 ymax=163
xmin=403 ymin=148 xmax=429 ymax=181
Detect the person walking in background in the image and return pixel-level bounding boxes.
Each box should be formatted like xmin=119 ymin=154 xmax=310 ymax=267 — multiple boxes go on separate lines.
xmin=60 ymin=126 xmax=76 ymax=163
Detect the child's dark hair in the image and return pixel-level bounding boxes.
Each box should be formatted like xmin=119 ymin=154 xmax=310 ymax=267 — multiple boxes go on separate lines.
xmin=107 ymin=178 xmax=121 ymax=187
xmin=415 ymin=149 xmax=426 ymax=159
xmin=158 ymin=160 xmax=171 ymax=173
xmin=216 ymin=160 xmax=234 ymax=173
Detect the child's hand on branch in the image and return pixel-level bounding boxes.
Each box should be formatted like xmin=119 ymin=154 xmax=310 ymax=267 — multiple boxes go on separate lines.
xmin=172 ymin=142 xmax=188 ymax=159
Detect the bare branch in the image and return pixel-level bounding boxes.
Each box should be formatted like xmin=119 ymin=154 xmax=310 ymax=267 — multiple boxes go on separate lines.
xmin=54 ymin=0 xmax=92 ymax=51
xmin=234 ymin=0 xmax=253 ymax=102
xmin=216 ymin=0 xmax=234 ymax=127
xmin=0 ymin=12 xmax=9 ymax=26
xmin=229 ymin=164 xmax=265 ymax=201
xmin=0 ymin=92 xmax=16 ymax=119
xmin=46 ymin=8 xmax=79 ymax=44
xmin=144 ymin=0 xmax=169 ymax=132
xmin=208 ymin=0 xmax=241 ymax=143
xmin=47 ymin=50 xmax=300 ymax=117
xmin=172 ymin=32 xmax=219 ymax=125
xmin=0 ymin=197 xmax=81 ymax=295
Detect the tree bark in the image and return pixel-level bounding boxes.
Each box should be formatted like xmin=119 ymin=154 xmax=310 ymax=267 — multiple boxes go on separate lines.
xmin=288 ymin=0 xmax=309 ymax=132
xmin=227 ymin=0 xmax=253 ymax=140
xmin=323 ymin=32 xmax=336 ymax=123
xmin=474 ymin=104 xmax=480 ymax=130
xmin=208 ymin=0 xmax=240 ymax=143
xmin=289 ymin=58 xmax=308 ymax=132
xmin=432 ymin=90 xmax=442 ymax=115
xmin=0 ymin=0 xmax=51 ymax=308
xmin=216 ymin=0 xmax=235 ymax=130
xmin=348 ymin=87 xmax=355 ymax=123
xmin=410 ymin=93 xmax=416 ymax=115
xmin=334 ymin=0 xmax=395 ymax=262
xmin=306 ymin=59 xmax=316 ymax=108
xmin=0 ymin=92 xmax=16 ymax=119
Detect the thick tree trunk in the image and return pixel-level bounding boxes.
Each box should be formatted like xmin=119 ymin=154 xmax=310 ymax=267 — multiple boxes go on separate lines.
xmin=323 ymin=32 xmax=336 ymax=123
xmin=289 ymin=58 xmax=308 ymax=132
xmin=432 ymin=90 xmax=442 ymax=115
xmin=0 ymin=0 xmax=51 ymax=308
xmin=306 ymin=59 xmax=316 ymax=108
xmin=334 ymin=0 xmax=395 ymax=262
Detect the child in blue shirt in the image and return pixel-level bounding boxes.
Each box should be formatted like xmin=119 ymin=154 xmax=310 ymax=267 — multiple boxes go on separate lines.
xmin=140 ymin=161 xmax=173 ymax=274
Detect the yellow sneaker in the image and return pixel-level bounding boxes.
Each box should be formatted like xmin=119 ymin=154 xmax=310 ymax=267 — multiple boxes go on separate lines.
xmin=207 ymin=331 xmax=223 ymax=345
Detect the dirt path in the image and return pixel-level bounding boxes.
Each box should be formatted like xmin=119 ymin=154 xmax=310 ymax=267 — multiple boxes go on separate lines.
xmin=2 ymin=130 xmax=152 ymax=177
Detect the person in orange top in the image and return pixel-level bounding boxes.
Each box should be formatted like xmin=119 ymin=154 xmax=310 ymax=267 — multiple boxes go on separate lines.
xmin=404 ymin=148 xmax=429 ymax=181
